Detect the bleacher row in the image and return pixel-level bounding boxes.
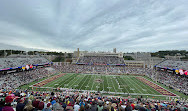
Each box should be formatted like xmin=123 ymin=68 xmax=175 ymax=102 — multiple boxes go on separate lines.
xmin=0 ymin=89 xmax=187 ymax=111
xmin=54 ymin=65 xmax=147 ymax=75
xmin=157 ymin=60 xmax=188 ymax=70
xmin=77 ymin=56 xmax=125 ymax=65
xmin=0 ymin=56 xmax=50 ymax=69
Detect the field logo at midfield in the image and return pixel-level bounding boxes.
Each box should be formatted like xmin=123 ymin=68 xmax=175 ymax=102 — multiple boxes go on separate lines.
xmin=95 ymin=79 xmax=103 ymax=83
xmin=33 ymin=73 xmax=66 ymax=87
xmin=136 ymin=77 xmax=176 ymax=96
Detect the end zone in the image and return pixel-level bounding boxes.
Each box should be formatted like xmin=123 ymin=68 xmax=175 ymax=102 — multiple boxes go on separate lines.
xmin=136 ymin=77 xmax=177 ymax=97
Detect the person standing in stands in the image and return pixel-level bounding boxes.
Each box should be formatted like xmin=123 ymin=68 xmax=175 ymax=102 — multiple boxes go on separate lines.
xmin=32 ymin=97 xmax=40 ymax=111
xmin=23 ymin=101 xmax=34 ymax=111
xmin=125 ymin=102 xmax=132 ymax=111
xmin=2 ymin=96 xmax=14 ymax=111
xmin=91 ymin=101 xmax=98 ymax=111
xmin=42 ymin=103 xmax=52 ymax=111
xmin=73 ymin=102 xmax=80 ymax=111
xmin=52 ymin=99 xmax=64 ymax=111
xmin=0 ymin=100 xmax=5 ymax=111
xmin=38 ymin=99 xmax=45 ymax=110
xmin=16 ymin=99 xmax=25 ymax=111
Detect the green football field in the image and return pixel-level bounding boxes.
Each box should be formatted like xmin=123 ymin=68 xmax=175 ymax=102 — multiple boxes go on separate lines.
xmin=32 ymin=74 xmax=174 ymax=96
xmin=18 ymin=73 xmax=188 ymax=100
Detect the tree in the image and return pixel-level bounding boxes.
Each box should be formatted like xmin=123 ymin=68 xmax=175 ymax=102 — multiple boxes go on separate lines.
xmin=52 ymin=56 xmax=65 ymax=62
xmin=123 ymin=56 xmax=134 ymax=60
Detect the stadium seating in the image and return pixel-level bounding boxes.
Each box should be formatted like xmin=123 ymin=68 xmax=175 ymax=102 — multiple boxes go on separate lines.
xmin=157 ymin=60 xmax=188 ymax=70
xmin=77 ymin=56 xmax=125 ymax=64
xmin=0 ymin=88 xmax=187 ymax=111
xmin=0 ymin=67 xmax=59 ymax=89
xmin=0 ymin=55 xmax=50 ymax=69
xmin=54 ymin=64 xmax=147 ymax=75
xmin=0 ymin=56 xmax=187 ymax=110
xmin=147 ymin=70 xmax=188 ymax=95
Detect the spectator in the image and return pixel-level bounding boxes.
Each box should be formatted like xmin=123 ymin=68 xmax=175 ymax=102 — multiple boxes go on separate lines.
xmin=2 ymin=96 xmax=14 ymax=111
xmin=42 ymin=103 xmax=52 ymax=111
xmin=79 ymin=105 xmax=85 ymax=111
xmin=16 ymin=99 xmax=25 ymax=111
xmin=73 ymin=102 xmax=80 ymax=111
xmin=52 ymin=100 xmax=64 ymax=111
xmin=23 ymin=101 xmax=33 ymax=111
xmin=125 ymin=102 xmax=132 ymax=111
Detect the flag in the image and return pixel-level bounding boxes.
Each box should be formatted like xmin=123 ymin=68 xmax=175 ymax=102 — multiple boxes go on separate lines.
xmin=184 ymin=71 xmax=188 ymax=76
xmin=26 ymin=65 xmax=29 ymax=70
xmin=175 ymin=70 xmax=179 ymax=74
xmin=179 ymin=69 xmax=184 ymax=75
xmin=8 ymin=91 xmax=12 ymax=95
xmin=22 ymin=66 xmax=25 ymax=71
xmin=30 ymin=65 xmax=33 ymax=69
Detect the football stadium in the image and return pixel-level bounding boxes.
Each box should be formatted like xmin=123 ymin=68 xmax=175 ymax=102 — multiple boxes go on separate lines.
xmin=1 ymin=0 xmax=188 ymax=111
xmin=0 ymin=50 xmax=187 ymax=110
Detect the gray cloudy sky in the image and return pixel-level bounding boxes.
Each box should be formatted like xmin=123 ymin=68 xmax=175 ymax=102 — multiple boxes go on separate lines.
xmin=0 ymin=0 xmax=188 ymax=52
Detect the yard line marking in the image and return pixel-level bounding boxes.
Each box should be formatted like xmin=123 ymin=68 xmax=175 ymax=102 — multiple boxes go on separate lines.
xmin=102 ymin=75 xmax=105 ymax=91
xmin=106 ymin=76 xmax=111 ymax=92
xmin=94 ymin=75 xmax=101 ymax=91
xmin=79 ymin=75 xmax=90 ymax=90
xmin=142 ymin=89 xmax=147 ymax=91
xmin=74 ymin=74 xmax=86 ymax=89
xmin=67 ymin=74 xmax=81 ymax=88
xmin=121 ymin=76 xmax=135 ymax=94
xmin=109 ymin=76 xmax=117 ymax=92
xmin=60 ymin=74 xmax=79 ymax=88
xmin=133 ymin=77 xmax=158 ymax=95
xmin=96 ymin=75 xmax=101 ymax=91
xmin=125 ymin=76 xmax=142 ymax=94
xmin=85 ymin=75 xmax=93 ymax=90
xmin=91 ymin=75 xmax=97 ymax=90
xmin=50 ymin=74 xmax=72 ymax=87
xmin=114 ymin=76 xmax=123 ymax=92
xmin=120 ymin=76 xmax=131 ymax=93
xmin=129 ymin=76 xmax=147 ymax=94
xmin=100 ymin=75 xmax=104 ymax=91
xmin=57 ymin=74 xmax=75 ymax=88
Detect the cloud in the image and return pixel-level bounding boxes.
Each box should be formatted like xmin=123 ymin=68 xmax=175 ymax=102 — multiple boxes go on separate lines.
xmin=0 ymin=0 xmax=188 ymax=52
xmin=0 ymin=43 xmax=46 ymax=51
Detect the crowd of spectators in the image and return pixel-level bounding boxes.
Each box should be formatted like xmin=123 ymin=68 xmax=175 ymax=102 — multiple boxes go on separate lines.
xmin=77 ymin=56 xmax=125 ymax=65
xmin=157 ymin=60 xmax=188 ymax=70
xmin=0 ymin=56 xmax=50 ymax=69
xmin=0 ymin=67 xmax=59 ymax=90
xmin=54 ymin=65 xmax=147 ymax=75
xmin=0 ymin=55 xmax=187 ymax=111
xmin=0 ymin=89 xmax=187 ymax=111
xmin=147 ymin=70 xmax=188 ymax=95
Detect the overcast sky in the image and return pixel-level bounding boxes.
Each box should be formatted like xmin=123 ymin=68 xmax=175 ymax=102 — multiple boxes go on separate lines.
xmin=0 ymin=0 xmax=188 ymax=52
